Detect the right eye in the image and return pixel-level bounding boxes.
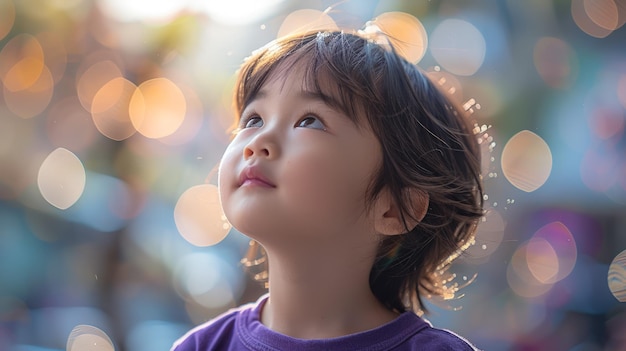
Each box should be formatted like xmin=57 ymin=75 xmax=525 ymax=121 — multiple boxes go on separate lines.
xmin=242 ymin=116 xmax=264 ymax=128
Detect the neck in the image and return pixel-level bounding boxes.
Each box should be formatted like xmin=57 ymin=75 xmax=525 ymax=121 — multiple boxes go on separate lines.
xmin=260 ymin=243 xmax=398 ymax=339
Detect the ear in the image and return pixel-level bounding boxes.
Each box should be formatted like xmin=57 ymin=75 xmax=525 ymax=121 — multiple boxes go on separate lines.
xmin=373 ymin=188 xmax=429 ymax=236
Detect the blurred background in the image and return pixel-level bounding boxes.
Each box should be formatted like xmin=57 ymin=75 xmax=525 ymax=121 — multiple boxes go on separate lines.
xmin=1 ymin=0 xmax=626 ymax=350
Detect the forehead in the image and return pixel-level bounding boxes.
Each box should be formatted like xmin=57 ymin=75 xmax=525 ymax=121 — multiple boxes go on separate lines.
xmin=239 ymin=44 xmax=367 ymax=126
xmin=268 ymin=56 xmax=343 ymax=107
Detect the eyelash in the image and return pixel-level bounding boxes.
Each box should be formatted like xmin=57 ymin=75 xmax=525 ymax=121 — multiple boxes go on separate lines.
xmin=233 ymin=113 xmax=259 ymax=133
xmin=297 ymin=111 xmax=327 ymax=130
xmin=237 ymin=111 xmax=328 ymax=131
xmin=241 ymin=114 xmax=262 ymax=128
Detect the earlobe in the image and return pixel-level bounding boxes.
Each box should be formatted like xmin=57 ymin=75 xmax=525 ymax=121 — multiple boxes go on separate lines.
xmin=374 ymin=188 xmax=429 ymax=236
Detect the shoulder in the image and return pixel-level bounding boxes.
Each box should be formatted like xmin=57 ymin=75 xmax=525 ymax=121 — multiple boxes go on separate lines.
xmin=170 ymin=309 xmax=240 ymax=351
xmin=385 ymin=312 xmax=478 ymax=351
xmin=355 ymin=311 xmax=479 ymax=351
xmin=170 ymin=298 xmax=261 ymax=351
xmin=414 ymin=328 xmax=479 ymax=351
xmin=405 ymin=317 xmax=480 ymax=351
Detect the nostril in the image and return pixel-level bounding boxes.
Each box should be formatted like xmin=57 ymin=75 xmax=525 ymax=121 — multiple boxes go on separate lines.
xmin=243 ymin=142 xmax=275 ymax=160
xmin=244 ymin=147 xmax=254 ymax=159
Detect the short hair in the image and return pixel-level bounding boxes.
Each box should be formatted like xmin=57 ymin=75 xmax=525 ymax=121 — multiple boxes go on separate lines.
xmin=235 ymin=30 xmax=484 ymax=314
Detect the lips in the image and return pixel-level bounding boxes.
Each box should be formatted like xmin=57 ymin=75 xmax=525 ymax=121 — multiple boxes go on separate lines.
xmin=239 ymin=166 xmax=276 ymax=188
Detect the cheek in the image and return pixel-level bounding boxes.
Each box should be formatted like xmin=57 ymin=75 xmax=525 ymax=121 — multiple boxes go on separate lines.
xmin=284 ymin=149 xmax=374 ymax=215
xmin=217 ymin=145 xmax=239 ymax=205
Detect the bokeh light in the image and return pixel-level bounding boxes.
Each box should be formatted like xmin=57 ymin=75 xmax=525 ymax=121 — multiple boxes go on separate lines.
xmin=76 ymin=59 xmax=123 ymax=112
xmin=37 ymin=31 xmax=68 ymax=85
xmin=430 ymin=19 xmax=486 ymax=76
xmin=3 ymin=53 xmax=45 ymax=93
xmin=129 ymin=78 xmax=186 ymax=139
xmin=37 ymin=148 xmax=86 ymax=210
xmin=90 ymin=77 xmax=138 ymax=141
xmin=0 ymin=34 xmax=45 ymax=92
xmin=505 ymin=221 xmax=580 ymax=305
xmin=157 ymin=84 xmax=204 ymax=145
xmin=66 ymin=324 xmax=115 ymax=351
xmin=366 ymin=12 xmax=428 ymax=64
xmin=571 ymin=0 xmax=614 ymax=38
xmin=531 ymin=222 xmax=577 ymax=284
xmin=40 ymin=171 xmax=133 ymax=232
xmin=501 ymin=130 xmax=552 ymax=192
xmin=526 ymin=237 xmax=559 ymax=284
xmin=507 ymin=242 xmax=554 ymax=298
xmin=0 ymin=34 xmax=54 ymax=119
xmin=173 ymin=252 xmax=244 ymax=310
xmin=608 ymin=250 xmax=626 ymax=302
xmin=0 ymin=0 xmax=15 ymax=41
xmin=588 ymin=106 xmax=625 ymax=140
xmin=174 ymin=184 xmax=230 ymax=247
xmin=617 ymin=0 xmax=626 ymax=29
xmin=583 ymin=0 xmax=619 ymax=30
xmin=3 ymin=64 xmax=54 ymax=118
xmin=533 ymin=37 xmax=577 ymax=89
xmin=580 ymin=146 xmax=619 ymax=192
xmin=276 ymin=9 xmax=338 ymax=38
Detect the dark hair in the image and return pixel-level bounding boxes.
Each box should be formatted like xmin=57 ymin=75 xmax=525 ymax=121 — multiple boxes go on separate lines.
xmin=235 ymin=31 xmax=484 ymax=314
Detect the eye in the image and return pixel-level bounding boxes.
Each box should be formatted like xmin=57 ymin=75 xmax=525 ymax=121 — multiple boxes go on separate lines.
xmin=242 ymin=116 xmax=264 ymax=128
xmin=297 ymin=116 xmax=326 ymax=130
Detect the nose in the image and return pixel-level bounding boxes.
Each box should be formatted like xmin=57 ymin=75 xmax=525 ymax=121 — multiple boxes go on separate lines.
xmin=243 ymin=130 xmax=279 ymax=160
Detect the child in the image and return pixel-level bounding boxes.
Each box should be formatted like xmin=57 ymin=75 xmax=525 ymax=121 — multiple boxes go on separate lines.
xmin=172 ymin=29 xmax=484 ymax=350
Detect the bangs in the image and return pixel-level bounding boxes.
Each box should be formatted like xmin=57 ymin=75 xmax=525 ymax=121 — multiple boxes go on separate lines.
xmin=234 ymin=32 xmax=373 ymax=126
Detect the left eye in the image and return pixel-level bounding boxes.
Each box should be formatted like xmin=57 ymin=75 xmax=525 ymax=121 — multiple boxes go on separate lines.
xmin=297 ymin=116 xmax=326 ymax=130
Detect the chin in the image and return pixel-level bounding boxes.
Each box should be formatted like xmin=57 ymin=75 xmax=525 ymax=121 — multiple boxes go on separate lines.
xmin=226 ymin=211 xmax=278 ymax=239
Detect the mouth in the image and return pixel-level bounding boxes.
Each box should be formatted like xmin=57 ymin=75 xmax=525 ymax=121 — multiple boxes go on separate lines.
xmin=239 ymin=166 xmax=276 ymax=188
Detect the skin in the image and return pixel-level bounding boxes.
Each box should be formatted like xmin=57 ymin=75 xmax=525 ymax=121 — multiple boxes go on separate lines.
xmin=218 ymin=64 xmax=405 ymax=339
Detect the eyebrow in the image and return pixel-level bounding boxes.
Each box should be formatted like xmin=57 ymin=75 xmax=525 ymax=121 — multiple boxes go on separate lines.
xmin=249 ymin=88 xmax=346 ymax=115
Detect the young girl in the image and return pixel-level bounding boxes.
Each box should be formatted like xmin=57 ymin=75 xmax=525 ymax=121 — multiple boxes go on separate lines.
xmin=172 ymin=29 xmax=484 ymax=350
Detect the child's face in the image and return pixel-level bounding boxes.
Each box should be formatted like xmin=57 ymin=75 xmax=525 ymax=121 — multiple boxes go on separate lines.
xmin=218 ymin=64 xmax=382 ymax=244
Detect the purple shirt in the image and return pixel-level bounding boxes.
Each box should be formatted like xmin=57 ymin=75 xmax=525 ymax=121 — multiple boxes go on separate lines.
xmin=172 ymin=295 xmax=479 ymax=350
